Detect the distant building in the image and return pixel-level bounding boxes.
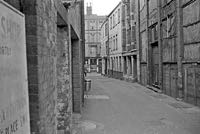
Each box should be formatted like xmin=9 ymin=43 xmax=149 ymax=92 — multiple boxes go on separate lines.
xmin=122 ymin=0 xmax=138 ymax=82
xmin=100 ymin=18 xmax=109 ymax=75
xmin=100 ymin=0 xmax=138 ymax=81
xmin=106 ymin=2 xmax=125 ymax=79
xmin=85 ymin=3 xmax=106 ymax=72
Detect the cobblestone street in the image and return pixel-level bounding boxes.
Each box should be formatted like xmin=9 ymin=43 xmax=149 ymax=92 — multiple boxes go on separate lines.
xmin=73 ymin=73 xmax=200 ymax=134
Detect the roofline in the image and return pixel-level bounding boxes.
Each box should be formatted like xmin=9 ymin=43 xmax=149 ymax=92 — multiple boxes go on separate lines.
xmin=100 ymin=17 xmax=108 ymax=29
xmin=107 ymin=1 xmax=122 ymax=17
xmin=85 ymin=14 xmax=106 ymax=20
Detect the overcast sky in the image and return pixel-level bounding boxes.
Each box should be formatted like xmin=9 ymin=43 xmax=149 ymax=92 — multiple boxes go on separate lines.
xmin=84 ymin=0 xmax=121 ymax=16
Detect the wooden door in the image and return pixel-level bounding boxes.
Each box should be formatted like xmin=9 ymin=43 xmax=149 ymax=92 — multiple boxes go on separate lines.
xmin=105 ymin=59 xmax=107 ymax=74
xmin=152 ymin=45 xmax=159 ymax=86
xmin=170 ymin=65 xmax=178 ymax=98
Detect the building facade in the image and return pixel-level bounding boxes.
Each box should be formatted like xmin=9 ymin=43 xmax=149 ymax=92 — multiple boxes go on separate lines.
xmin=100 ymin=0 xmax=138 ymax=81
xmin=2 ymin=0 xmax=85 ymax=133
xmin=107 ymin=2 xmax=125 ymax=79
xmin=85 ymin=4 xmax=106 ymax=72
xmin=100 ymin=0 xmax=200 ymax=107
xmin=100 ymin=18 xmax=109 ymax=75
xmin=122 ymin=0 xmax=138 ymax=82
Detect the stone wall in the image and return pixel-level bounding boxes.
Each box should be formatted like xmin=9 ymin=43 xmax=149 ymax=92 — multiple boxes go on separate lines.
xmin=24 ymin=1 xmax=57 ymax=134
xmin=4 ymin=0 xmax=58 ymax=133
xmin=3 ymin=0 xmax=85 ymax=133
xmin=35 ymin=1 xmax=57 ymax=134
xmin=57 ymin=27 xmax=72 ymax=134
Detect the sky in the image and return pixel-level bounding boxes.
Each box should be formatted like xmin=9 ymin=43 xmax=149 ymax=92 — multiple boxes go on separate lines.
xmin=84 ymin=0 xmax=121 ymax=16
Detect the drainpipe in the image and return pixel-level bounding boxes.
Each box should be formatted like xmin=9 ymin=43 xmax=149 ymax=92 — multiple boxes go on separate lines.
xmin=145 ymin=0 xmax=151 ymax=86
xmin=157 ymin=0 xmax=163 ymax=92
xmin=177 ymin=0 xmax=184 ymax=99
xmin=136 ymin=0 xmax=141 ymax=83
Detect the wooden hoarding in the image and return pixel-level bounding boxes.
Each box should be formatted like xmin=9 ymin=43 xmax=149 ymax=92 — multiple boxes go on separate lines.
xmin=185 ymin=67 xmax=200 ymax=106
xmin=0 ymin=1 xmax=30 ymax=134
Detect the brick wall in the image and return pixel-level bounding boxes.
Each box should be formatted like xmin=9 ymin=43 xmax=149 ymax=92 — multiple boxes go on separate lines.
xmin=57 ymin=27 xmax=72 ymax=134
xmin=33 ymin=1 xmax=57 ymax=134
xmin=4 ymin=0 xmax=58 ymax=133
xmin=3 ymin=0 xmax=85 ymax=133
xmin=30 ymin=0 xmax=57 ymax=134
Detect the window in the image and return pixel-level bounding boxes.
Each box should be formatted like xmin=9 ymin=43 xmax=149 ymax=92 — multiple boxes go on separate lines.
xmin=122 ymin=5 xmax=126 ymax=27
xmin=116 ymin=35 xmax=118 ymax=50
xmin=118 ymin=8 xmax=120 ymax=23
xmin=148 ymin=0 xmax=157 ymax=14
xmin=105 ymin=23 xmax=108 ymax=36
xmin=149 ymin=25 xmax=158 ymax=43
xmin=162 ymin=19 xmax=167 ymax=38
xmin=90 ymin=48 xmax=92 ymax=55
xmin=115 ymin=11 xmax=117 ymax=25
xmin=149 ymin=28 xmax=152 ymax=43
xmin=113 ymin=14 xmax=115 ymax=27
xmin=110 ymin=37 xmax=113 ymax=51
xmin=161 ymin=0 xmax=165 ymax=6
xmin=167 ymin=14 xmax=175 ymax=37
xmin=91 ymin=33 xmax=95 ymax=42
xmin=162 ymin=14 xmax=176 ymax=38
xmin=161 ymin=0 xmax=173 ymax=6
xmin=155 ymin=25 xmax=158 ymax=40
xmin=132 ymin=26 xmax=136 ymax=42
xmin=110 ymin=17 xmax=112 ymax=29
xmin=140 ymin=0 xmax=145 ymax=10
xmin=113 ymin=36 xmax=115 ymax=50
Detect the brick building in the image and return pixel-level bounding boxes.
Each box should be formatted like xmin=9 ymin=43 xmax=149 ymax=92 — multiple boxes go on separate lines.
xmin=2 ymin=0 xmax=85 ymax=134
xmin=100 ymin=0 xmax=138 ymax=81
xmin=100 ymin=18 xmax=109 ymax=75
xmin=137 ymin=0 xmax=200 ymax=106
xmin=122 ymin=0 xmax=138 ymax=82
xmin=107 ymin=2 xmax=125 ymax=79
xmin=85 ymin=4 xmax=106 ymax=73
xmin=100 ymin=0 xmax=200 ymax=107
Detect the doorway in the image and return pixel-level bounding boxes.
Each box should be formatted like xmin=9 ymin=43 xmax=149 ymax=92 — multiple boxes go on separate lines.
xmin=151 ymin=43 xmax=159 ymax=86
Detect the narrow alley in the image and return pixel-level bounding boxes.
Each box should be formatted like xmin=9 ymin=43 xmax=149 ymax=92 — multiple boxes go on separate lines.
xmin=1 ymin=0 xmax=200 ymax=134
xmin=73 ymin=73 xmax=200 ymax=134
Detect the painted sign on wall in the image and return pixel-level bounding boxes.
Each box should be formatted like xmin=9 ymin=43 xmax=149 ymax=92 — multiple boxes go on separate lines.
xmin=0 ymin=1 xmax=30 ymax=134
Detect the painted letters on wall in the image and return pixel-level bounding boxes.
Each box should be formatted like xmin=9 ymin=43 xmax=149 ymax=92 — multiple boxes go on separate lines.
xmin=0 ymin=1 xmax=30 ymax=134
